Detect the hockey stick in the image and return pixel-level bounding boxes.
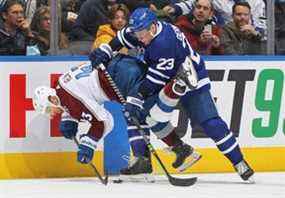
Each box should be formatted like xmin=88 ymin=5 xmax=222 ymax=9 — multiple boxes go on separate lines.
xmin=74 ymin=138 xmax=108 ymax=185
xmin=98 ymin=64 xmax=197 ymax=187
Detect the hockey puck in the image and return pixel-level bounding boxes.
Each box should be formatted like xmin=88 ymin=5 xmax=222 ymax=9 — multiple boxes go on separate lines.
xmin=113 ymin=179 xmax=123 ymax=183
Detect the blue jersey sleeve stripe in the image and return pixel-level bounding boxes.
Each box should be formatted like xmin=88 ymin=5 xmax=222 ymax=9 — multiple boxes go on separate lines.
xmin=121 ymin=32 xmax=135 ymax=49
xmin=147 ymin=70 xmax=172 ymax=85
xmin=99 ymin=43 xmax=113 ymax=58
xmin=184 ymin=37 xmax=202 ymax=66
xmin=127 ymin=125 xmax=149 ymax=130
xmin=186 ymin=77 xmax=210 ymax=92
xmin=149 ymin=67 xmax=171 ymax=80
xmin=117 ymin=28 xmax=135 ymax=49
xmin=186 ymin=84 xmax=211 ymax=96
xmin=121 ymin=28 xmax=136 ymax=49
xmin=196 ymin=77 xmax=210 ymax=90
xmin=117 ymin=30 xmax=125 ymax=46
xmin=146 ymin=75 xmax=166 ymax=86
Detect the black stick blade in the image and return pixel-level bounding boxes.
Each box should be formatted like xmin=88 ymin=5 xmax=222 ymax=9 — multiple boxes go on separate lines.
xmin=169 ymin=176 xmax=197 ymax=187
xmin=102 ymin=173 xmax=109 ymax=185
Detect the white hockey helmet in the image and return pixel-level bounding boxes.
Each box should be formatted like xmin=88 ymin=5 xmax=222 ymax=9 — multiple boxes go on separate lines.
xmin=33 ymin=86 xmax=59 ymax=115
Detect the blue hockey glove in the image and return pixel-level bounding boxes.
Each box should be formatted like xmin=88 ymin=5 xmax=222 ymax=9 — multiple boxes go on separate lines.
xmin=77 ymin=135 xmax=97 ymax=164
xmin=89 ymin=44 xmax=112 ymax=69
xmin=59 ymin=120 xmax=78 ymax=139
xmin=124 ymin=95 xmax=144 ymax=121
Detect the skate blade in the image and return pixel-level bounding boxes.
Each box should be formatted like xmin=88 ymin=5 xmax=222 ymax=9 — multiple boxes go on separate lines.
xmin=163 ymin=147 xmax=173 ymax=154
xmin=115 ymin=173 xmax=155 ymax=183
xmin=244 ymin=175 xmax=255 ymax=184
xmin=177 ymin=151 xmax=202 ymax=172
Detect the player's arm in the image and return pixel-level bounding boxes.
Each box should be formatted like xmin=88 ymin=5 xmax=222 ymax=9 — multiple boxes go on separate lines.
xmin=75 ymin=98 xmax=114 ymax=164
xmin=89 ymin=27 xmax=140 ymax=69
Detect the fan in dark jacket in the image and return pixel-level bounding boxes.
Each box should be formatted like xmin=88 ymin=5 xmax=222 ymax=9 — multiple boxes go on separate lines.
xmin=0 ymin=0 xmax=33 ymax=55
xmin=69 ymin=0 xmax=150 ymax=41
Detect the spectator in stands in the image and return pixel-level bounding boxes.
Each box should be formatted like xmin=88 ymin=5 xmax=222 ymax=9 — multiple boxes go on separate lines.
xmin=0 ymin=0 xmax=33 ymax=55
xmin=61 ymin=0 xmax=78 ymax=34
xmin=21 ymin=0 xmax=49 ymax=23
xmin=69 ymin=0 xmax=116 ymax=41
xmin=275 ymin=0 xmax=285 ymax=54
xmin=148 ymin=0 xmax=179 ymax=22
xmin=30 ymin=6 xmax=69 ymax=55
xmin=24 ymin=0 xmax=37 ymax=23
xmin=163 ymin=0 xmax=266 ymax=39
xmin=73 ymin=0 xmax=85 ymax=12
xmin=67 ymin=0 xmax=151 ymax=55
xmin=69 ymin=0 xmax=152 ymax=42
xmin=35 ymin=0 xmax=48 ymax=8
xmin=120 ymin=0 xmax=150 ymax=12
xmin=175 ymin=0 xmax=223 ymax=55
xmin=92 ymin=3 xmax=129 ymax=54
xmin=220 ymin=1 xmax=263 ymax=55
xmin=0 ymin=0 xmax=6 ymax=9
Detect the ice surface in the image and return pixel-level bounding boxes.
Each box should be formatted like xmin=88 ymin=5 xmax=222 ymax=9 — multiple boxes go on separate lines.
xmin=0 ymin=172 xmax=284 ymax=198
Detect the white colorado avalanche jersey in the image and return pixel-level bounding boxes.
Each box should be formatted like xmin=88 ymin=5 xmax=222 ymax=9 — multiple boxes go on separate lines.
xmin=56 ymin=63 xmax=116 ymax=139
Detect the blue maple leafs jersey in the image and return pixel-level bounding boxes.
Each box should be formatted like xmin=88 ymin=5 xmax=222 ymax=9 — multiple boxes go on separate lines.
xmin=117 ymin=21 xmax=211 ymax=97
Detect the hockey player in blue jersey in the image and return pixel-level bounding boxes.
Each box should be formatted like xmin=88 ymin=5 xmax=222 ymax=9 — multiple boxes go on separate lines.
xmin=90 ymin=9 xmax=203 ymax=175
xmin=89 ymin=8 xmax=254 ymax=182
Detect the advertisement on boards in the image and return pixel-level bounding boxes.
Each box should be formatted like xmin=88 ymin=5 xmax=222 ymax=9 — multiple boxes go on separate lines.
xmin=0 ymin=56 xmax=284 ymax=178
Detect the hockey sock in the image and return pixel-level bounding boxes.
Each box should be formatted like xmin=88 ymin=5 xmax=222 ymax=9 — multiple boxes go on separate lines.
xmin=201 ymin=117 xmax=243 ymax=165
xmin=161 ymin=129 xmax=183 ymax=147
xmin=127 ymin=123 xmax=150 ymax=158
xmin=149 ymin=81 xmax=183 ymax=123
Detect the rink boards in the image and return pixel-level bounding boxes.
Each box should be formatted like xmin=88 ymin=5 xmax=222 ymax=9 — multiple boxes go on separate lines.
xmin=0 ymin=56 xmax=285 ymax=179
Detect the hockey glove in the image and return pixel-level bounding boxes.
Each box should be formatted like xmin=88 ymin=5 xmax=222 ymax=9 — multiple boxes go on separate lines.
xmin=77 ymin=135 xmax=97 ymax=164
xmin=124 ymin=95 xmax=145 ymax=121
xmin=59 ymin=120 xmax=78 ymax=139
xmin=89 ymin=44 xmax=112 ymax=69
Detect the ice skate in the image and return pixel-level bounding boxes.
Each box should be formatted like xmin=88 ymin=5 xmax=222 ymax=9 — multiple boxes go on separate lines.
xmin=234 ymin=160 xmax=255 ymax=183
xmin=170 ymin=143 xmax=202 ymax=172
xmin=118 ymin=156 xmax=155 ymax=183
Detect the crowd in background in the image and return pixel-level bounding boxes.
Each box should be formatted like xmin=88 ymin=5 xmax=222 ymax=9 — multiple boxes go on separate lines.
xmin=0 ymin=0 xmax=284 ymax=56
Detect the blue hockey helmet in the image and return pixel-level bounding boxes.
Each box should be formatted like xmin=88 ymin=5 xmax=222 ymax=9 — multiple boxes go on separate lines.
xmin=129 ymin=8 xmax=157 ymax=32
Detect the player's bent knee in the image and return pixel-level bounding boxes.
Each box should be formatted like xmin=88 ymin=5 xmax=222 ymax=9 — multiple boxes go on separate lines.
xmin=201 ymin=117 xmax=230 ymax=141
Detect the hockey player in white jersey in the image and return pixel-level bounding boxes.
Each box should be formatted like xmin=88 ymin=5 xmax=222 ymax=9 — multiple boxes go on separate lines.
xmin=33 ymin=63 xmax=118 ymax=164
xmin=89 ymin=7 xmax=254 ymax=182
